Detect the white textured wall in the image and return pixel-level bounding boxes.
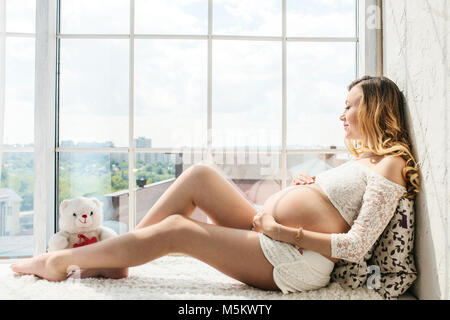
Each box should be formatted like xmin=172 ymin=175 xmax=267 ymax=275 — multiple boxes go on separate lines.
xmin=383 ymin=0 xmax=449 ymax=300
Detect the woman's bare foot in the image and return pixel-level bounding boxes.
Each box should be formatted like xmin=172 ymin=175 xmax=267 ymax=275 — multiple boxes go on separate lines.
xmin=78 ymin=268 xmax=129 ymax=279
xmin=10 ymin=253 xmax=68 ymax=282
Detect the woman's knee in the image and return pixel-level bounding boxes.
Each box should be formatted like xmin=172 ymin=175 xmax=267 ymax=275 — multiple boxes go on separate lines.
xmin=186 ymin=163 xmax=217 ymax=181
xmin=161 ymin=214 xmax=189 ymax=229
xmin=160 ymin=214 xmax=194 ymax=252
xmin=174 ymin=163 xmax=215 ymax=195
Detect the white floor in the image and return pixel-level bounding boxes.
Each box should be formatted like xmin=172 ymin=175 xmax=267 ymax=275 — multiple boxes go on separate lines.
xmin=0 ymin=255 xmax=413 ymax=300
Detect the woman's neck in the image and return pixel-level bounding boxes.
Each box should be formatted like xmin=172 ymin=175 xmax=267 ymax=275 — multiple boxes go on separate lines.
xmin=359 ymin=151 xmax=377 ymax=159
xmin=356 ymin=152 xmax=384 ymax=164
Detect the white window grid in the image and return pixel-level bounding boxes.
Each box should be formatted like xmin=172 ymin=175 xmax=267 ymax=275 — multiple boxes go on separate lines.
xmin=1 ymin=0 xmax=378 ymax=257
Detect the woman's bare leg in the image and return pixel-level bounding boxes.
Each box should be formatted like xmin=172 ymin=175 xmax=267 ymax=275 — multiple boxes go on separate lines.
xmin=136 ymin=163 xmax=258 ymax=229
xmin=87 ymin=163 xmax=259 ymax=279
xmin=11 ymin=215 xmax=278 ymax=291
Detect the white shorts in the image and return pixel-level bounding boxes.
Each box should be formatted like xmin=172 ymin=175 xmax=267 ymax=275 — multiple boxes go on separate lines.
xmin=258 ymin=233 xmax=335 ymax=294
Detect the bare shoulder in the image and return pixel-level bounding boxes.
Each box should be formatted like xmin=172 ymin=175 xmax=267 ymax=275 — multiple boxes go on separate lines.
xmin=374 ymin=156 xmax=407 ymax=187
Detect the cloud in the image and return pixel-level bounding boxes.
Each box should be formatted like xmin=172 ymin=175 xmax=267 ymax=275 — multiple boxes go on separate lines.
xmin=60 ymin=0 xmax=129 ymax=34
xmin=59 ymin=114 xmax=129 ymax=147
xmin=213 ymin=0 xmax=281 ymax=35
xmin=287 ymin=0 xmax=355 ymax=36
xmin=3 ymin=37 xmax=35 ymax=145
xmin=2 ymin=1 xmax=357 ymax=149
xmin=3 ymin=100 xmax=34 ymax=145
xmin=134 ymin=112 xmax=207 ymax=148
xmin=5 ymin=0 xmax=35 ymax=33
xmin=288 ymin=0 xmax=355 ymax=15
xmin=213 ymin=40 xmax=281 ymax=116
xmin=287 ymin=112 xmax=346 ymax=148
xmin=287 ymin=41 xmax=356 ymax=115
xmin=59 ymin=39 xmax=129 ymax=116
xmin=211 ymin=113 xmax=282 ymax=149
xmin=134 ymin=39 xmax=207 ymax=116
xmin=135 ymin=0 xmax=207 ymax=34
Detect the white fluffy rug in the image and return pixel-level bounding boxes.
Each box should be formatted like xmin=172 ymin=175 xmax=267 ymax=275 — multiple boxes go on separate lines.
xmin=0 ymin=256 xmax=384 ymax=300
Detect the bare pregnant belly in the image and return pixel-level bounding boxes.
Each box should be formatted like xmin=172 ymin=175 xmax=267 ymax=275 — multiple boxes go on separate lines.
xmin=261 ymin=183 xmax=351 ymax=263
xmin=262 ymin=183 xmax=350 ymax=233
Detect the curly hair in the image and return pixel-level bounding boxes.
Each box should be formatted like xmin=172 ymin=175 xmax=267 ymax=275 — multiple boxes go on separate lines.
xmin=344 ymin=75 xmax=420 ymax=200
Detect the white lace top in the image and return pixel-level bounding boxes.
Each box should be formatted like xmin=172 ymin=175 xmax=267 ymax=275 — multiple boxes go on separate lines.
xmin=315 ymin=159 xmax=407 ymax=263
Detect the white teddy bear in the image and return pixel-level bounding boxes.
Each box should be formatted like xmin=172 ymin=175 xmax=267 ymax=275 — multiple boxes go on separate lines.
xmin=48 ymin=197 xmax=118 ymax=252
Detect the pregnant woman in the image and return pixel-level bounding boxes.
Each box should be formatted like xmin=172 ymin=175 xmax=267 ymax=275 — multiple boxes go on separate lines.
xmin=11 ymin=75 xmax=420 ymax=294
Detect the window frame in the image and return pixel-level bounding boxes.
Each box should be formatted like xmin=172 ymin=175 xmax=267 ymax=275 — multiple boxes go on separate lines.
xmin=33 ymin=0 xmax=57 ymax=256
xmin=26 ymin=0 xmax=378 ymax=256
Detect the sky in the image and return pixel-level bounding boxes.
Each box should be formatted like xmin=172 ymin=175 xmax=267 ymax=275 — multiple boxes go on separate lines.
xmin=1 ymin=0 xmax=357 ymax=150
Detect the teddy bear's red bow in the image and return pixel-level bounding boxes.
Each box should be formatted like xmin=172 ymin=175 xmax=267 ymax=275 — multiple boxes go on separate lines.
xmin=73 ymin=234 xmax=98 ymax=248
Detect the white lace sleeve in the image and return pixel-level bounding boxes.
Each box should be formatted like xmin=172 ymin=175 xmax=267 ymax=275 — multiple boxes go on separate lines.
xmin=330 ymin=174 xmax=406 ymax=263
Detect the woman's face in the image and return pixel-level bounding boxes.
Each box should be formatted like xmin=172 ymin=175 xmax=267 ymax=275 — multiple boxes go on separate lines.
xmin=340 ymin=85 xmax=363 ymax=140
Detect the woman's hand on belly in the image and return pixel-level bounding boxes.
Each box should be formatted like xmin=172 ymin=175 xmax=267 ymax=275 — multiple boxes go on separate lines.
xmin=290 ymin=172 xmax=316 ymax=186
xmin=251 ymin=212 xmax=280 ymax=240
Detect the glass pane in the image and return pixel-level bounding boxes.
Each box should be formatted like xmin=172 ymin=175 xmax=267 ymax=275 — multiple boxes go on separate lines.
xmin=135 ymin=152 xmax=179 ymax=225
xmin=212 ymin=40 xmax=281 ymax=150
xmin=286 ymin=152 xmax=351 ymax=186
xmin=213 ymin=0 xmax=281 ymax=36
xmin=58 ymin=152 xmax=129 ymax=235
xmin=0 ymin=152 xmax=34 ymax=258
xmin=134 ymin=39 xmax=207 ymax=149
xmin=210 ymin=150 xmax=282 ymax=206
xmin=287 ymin=42 xmax=356 ymax=149
xmin=60 ymin=0 xmax=129 ymax=34
xmin=3 ymin=37 xmax=35 ymax=147
xmin=59 ymin=39 xmax=129 ymax=148
xmin=287 ymin=0 xmax=356 ymax=37
xmin=5 ymin=0 xmax=36 ymax=33
xmin=135 ymin=0 xmax=207 ymax=35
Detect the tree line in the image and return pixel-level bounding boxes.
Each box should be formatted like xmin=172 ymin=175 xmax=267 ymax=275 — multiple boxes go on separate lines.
xmin=0 ymin=152 xmax=175 ymax=211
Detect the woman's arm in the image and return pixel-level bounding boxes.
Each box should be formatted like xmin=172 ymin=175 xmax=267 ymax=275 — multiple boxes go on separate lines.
xmin=254 ymin=157 xmax=407 ymax=263
xmin=276 ymin=224 xmax=332 ymax=257
xmin=252 ymin=213 xmax=332 ymax=257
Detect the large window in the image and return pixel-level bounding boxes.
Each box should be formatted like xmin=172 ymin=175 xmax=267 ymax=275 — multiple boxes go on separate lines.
xmin=0 ymin=0 xmax=36 ymax=258
xmin=55 ymin=0 xmax=358 ymax=234
xmin=0 ymin=0 xmax=362 ymax=257
xmin=0 ymin=1 xmax=361 ymax=256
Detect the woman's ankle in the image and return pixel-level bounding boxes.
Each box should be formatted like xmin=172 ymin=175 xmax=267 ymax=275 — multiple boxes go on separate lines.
xmin=46 ymin=252 xmax=71 ymax=275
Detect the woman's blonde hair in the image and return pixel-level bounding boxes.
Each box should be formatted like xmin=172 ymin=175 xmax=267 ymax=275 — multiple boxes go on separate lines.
xmin=344 ymin=75 xmax=420 ymax=199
